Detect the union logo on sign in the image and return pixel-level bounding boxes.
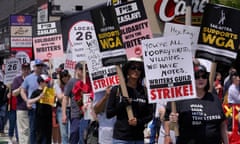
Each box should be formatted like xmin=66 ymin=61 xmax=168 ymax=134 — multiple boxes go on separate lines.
xmin=17 ymin=16 xmax=25 ymax=24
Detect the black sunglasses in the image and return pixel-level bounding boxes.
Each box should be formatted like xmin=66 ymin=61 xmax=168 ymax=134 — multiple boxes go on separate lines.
xmin=129 ymin=65 xmax=142 ymax=71
xmin=36 ymin=64 xmax=44 ymax=67
xmin=195 ymin=73 xmax=208 ymax=79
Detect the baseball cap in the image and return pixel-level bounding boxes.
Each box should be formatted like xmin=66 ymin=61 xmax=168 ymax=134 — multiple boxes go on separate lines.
xmin=34 ymin=59 xmax=44 ymax=66
xmin=38 ymin=74 xmax=51 ymax=83
xmin=128 ymin=57 xmax=143 ymax=63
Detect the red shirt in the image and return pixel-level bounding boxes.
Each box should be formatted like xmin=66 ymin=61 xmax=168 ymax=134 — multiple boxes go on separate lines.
xmin=9 ymin=95 xmax=17 ymax=110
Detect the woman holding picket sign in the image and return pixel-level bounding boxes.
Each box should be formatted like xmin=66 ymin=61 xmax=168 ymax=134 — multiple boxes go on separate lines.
xmin=164 ymin=64 xmax=228 ymax=144
xmin=106 ymin=57 xmax=153 ymax=144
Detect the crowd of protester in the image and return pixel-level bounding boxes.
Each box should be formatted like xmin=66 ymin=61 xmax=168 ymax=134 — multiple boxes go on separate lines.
xmin=0 ymin=57 xmax=236 ymax=144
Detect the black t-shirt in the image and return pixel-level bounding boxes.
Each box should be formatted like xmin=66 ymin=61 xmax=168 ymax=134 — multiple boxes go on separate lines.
xmin=165 ymin=92 xmax=226 ymax=144
xmin=31 ymin=89 xmax=52 ymax=118
xmin=0 ymin=81 xmax=7 ymax=106
xmin=107 ymin=85 xmax=153 ymax=141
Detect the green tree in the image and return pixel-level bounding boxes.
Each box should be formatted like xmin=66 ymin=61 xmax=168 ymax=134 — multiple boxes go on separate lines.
xmin=211 ymin=0 xmax=240 ymax=9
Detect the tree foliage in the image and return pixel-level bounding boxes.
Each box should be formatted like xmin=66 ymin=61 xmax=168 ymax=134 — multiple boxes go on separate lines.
xmin=211 ymin=0 xmax=240 ymax=9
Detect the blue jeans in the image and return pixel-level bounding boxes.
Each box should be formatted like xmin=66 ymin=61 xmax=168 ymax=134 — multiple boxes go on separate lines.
xmin=70 ymin=117 xmax=90 ymax=144
xmin=8 ymin=110 xmax=18 ymax=140
xmin=70 ymin=118 xmax=80 ymax=144
xmin=79 ymin=118 xmax=89 ymax=144
xmin=150 ymin=117 xmax=160 ymax=144
xmin=0 ymin=104 xmax=7 ymax=133
xmin=56 ymin=106 xmax=69 ymax=144
xmin=29 ymin=109 xmax=36 ymax=144
xmin=113 ymin=139 xmax=144 ymax=144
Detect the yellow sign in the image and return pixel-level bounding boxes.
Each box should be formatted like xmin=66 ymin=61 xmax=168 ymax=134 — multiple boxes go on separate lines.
xmin=39 ymin=87 xmax=55 ymax=106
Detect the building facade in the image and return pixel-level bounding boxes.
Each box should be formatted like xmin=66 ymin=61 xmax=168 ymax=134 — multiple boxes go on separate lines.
xmin=0 ymin=0 xmax=106 ymax=64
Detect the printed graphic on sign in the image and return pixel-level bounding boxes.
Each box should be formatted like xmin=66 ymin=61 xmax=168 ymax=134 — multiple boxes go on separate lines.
xmin=11 ymin=47 xmax=33 ymax=59
xmin=11 ymin=37 xmax=32 ymax=47
xmin=10 ymin=15 xmax=32 ymax=26
xmin=91 ymin=5 xmax=127 ymax=66
xmin=4 ymin=58 xmax=21 ymax=84
xmin=115 ymin=0 xmax=152 ymax=59
xmin=33 ymin=34 xmax=64 ymax=60
xmin=196 ymin=3 xmax=240 ymax=64
xmin=164 ymin=22 xmax=200 ymax=56
xmin=90 ymin=65 xmax=119 ymax=92
xmin=83 ymin=93 xmax=94 ymax=120
xmin=39 ymin=87 xmax=55 ymax=106
xmin=15 ymin=51 xmax=30 ymax=64
xmin=84 ymin=29 xmax=102 ymax=73
xmin=68 ymin=20 xmax=95 ymax=61
xmin=37 ymin=3 xmax=48 ymax=23
xmin=64 ymin=51 xmax=76 ymax=77
xmin=37 ymin=22 xmax=59 ymax=36
xmin=11 ymin=26 xmax=32 ymax=37
xmin=154 ymin=0 xmax=209 ymax=25
xmin=142 ymin=35 xmax=196 ymax=103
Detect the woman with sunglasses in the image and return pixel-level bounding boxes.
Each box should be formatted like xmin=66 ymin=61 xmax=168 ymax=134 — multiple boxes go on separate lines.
xmin=106 ymin=57 xmax=153 ymax=144
xmin=164 ymin=64 xmax=228 ymax=144
xmin=54 ymin=69 xmax=71 ymax=144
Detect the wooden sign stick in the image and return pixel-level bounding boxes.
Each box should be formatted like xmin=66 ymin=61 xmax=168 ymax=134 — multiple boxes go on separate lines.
xmin=116 ymin=65 xmax=134 ymax=120
xmin=209 ymin=62 xmax=217 ymax=92
xmin=170 ymin=101 xmax=179 ymax=136
xmin=82 ymin=61 xmax=86 ymax=83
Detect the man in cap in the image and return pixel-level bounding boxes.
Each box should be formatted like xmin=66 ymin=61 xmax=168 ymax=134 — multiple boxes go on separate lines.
xmin=20 ymin=59 xmax=44 ymax=144
xmin=11 ymin=62 xmax=31 ymax=144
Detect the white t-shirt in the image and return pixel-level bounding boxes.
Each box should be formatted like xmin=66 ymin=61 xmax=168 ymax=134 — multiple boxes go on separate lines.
xmin=228 ymin=84 xmax=240 ymax=104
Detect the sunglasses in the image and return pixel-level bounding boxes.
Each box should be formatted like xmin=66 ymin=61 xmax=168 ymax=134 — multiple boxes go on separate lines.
xmin=129 ymin=65 xmax=142 ymax=71
xmin=36 ymin=64 xmax=43 ymax=67
xmin=195 ymin=73 xmax=208 ymax=79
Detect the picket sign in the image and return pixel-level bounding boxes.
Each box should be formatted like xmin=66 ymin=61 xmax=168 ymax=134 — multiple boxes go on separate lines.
xmin=116 ymin=65 xmax=134 ymax=119
xmin=170 ymin=0 xmax=193 ymax=137
xmin=223 ymin=104 xmax=240 ymax=144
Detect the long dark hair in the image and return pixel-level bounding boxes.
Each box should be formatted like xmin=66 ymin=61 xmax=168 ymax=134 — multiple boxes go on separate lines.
xmin=59 ymin=69 xmax=70 ymax=85
xmin=122 ymin=61 xmax=145 ymax=88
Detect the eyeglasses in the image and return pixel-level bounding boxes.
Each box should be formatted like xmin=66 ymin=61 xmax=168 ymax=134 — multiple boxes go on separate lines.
xmin=129 ymin=65 xmax=142 ymax=71
xmin=195 ymin=73 xmax=208 ymax=79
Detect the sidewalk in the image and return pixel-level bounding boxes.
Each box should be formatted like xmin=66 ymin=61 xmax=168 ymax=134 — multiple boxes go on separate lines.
xmin=0 ymin=133 xmax=12 ymax=144
xmin=0 ymin=120 xmax=16 ymax=144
